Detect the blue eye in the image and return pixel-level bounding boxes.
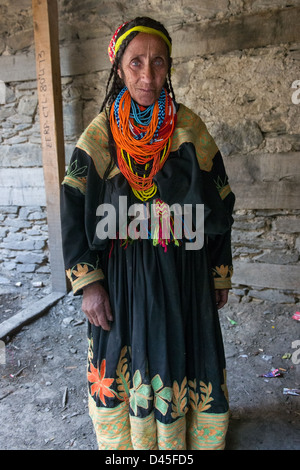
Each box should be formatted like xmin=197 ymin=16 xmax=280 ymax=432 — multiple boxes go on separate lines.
xmin=131 ymin=59 xmax=140 ymax=67
xmin=154 ymin=58 xmax=164 ymax=66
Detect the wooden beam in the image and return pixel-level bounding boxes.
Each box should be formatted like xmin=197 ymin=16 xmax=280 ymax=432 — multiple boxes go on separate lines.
xmin=224 ymin=153 xmax=300 ymax=209
xmin=1 ymin=7 xmax=299 ymax=82
xmin=174 ymin=7 xmax=300 ymax=59
xmin=232 ymin=261 xmax=300 ymax=292
xmin=228 ymin=181 xmax=299 ymax=210
xmin=32 ymin=0 xmax=67 ymax=293
xmin=0 ymin=292 xmax=65 ymax=340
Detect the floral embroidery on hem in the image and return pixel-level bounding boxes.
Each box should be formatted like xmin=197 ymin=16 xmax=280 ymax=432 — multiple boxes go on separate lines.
xmin=171 ymin=377 xmax=188 ymax=419
xmin=87 ymin=342 xmax=228 ymax=427
xmin=88 ymin=360 xmax=115 ymax=406
xmin=130 ymin=370 xmax=153 ymax=416
xmin=188 ymin=379 xmax=214 ymax=412
xmin=151 ymin=374 xmax=173 ymax=416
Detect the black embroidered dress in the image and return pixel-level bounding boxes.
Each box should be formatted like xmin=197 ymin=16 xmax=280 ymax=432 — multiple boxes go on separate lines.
xmin=60 ymin=104 xmax=235 ymax=450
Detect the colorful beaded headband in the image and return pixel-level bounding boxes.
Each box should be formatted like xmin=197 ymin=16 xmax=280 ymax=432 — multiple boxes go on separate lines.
xmin=108 ymin=23 xmax=172 ymax=63
xmin=108 ymin=22 xmax=129 ymax=64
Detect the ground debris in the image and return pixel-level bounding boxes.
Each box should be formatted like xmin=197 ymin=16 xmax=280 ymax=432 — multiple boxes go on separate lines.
xmin=0 ymin=390 xmax=13 ymax=401
xmin=283 ymin=388 xmax=300 ymax=396
xmin=0 ymin=293 xmax=299 ymax=450
xmin=62 ymin=386 xmax=68 ymax=407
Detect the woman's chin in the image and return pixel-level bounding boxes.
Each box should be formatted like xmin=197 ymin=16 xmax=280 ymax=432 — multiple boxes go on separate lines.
xmin=134 ymin=89 xmax=158 ymax=107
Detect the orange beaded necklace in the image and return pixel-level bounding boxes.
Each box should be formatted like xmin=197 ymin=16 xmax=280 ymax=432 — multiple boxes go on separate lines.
xmin=110 ymin=87 xmax=176 ymax=201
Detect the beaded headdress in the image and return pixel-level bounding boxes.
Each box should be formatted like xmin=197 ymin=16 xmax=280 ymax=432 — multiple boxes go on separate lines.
xmin=108 ymin=20 xmax=175 ymax=202
xmin=108 ymin=22 xmax=129 ymax=64
xmin=110 ymin=87 xmax=177 ymax=201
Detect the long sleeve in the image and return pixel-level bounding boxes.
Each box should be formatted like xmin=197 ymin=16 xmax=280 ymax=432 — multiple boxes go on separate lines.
xmin=207 ymin=151 xmax=235 ymax=289
xmin=60 ymin=147 xmax=105 ymax=294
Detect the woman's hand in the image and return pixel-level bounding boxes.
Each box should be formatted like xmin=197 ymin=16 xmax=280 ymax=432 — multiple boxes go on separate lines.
xmin=82 ymin=283 xmax=113 ymax=330
xmin=215 ymin=288 xmax=229 ymax=310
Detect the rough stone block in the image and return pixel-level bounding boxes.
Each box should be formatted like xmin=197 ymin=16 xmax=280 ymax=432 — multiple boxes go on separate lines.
xmin=16 ymin=263 xmax=37 ymax=273
xmin=274 ymin=218 xmax=300 ymax=234
xmin=17 ymin=94 xmax=38 ymax=117
xmin=63 ymin=100 xmax=83 ymax=138
xmin=15 ymin=252 xmax=46 ymax=265
xmin=1 ymin=240 xmax=36 ymax=251
xmin=0 ymin=81 xmax=15 ymax=105
xmin=253 ymin=251 xmax=299 ymax=265
xmin=0 ymin=144 xmax=42 ymax=168
xmin=211 ymin=120 xmax=263 ymax=157
xmin=248 ymin=289 xmax=296 ymax=303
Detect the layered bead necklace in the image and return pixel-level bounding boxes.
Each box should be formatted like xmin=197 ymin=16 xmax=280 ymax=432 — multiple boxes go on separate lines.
xmin=110 ymin=87 xmax=177 ymax=201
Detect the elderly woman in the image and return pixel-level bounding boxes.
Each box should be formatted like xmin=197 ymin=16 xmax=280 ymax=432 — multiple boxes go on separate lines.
xmin=60 ymin=17 xmax=235 ymax=450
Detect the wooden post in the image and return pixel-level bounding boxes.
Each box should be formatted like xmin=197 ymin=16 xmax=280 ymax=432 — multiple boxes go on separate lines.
xmin=32 ymin=0 xmax=68 ymax=293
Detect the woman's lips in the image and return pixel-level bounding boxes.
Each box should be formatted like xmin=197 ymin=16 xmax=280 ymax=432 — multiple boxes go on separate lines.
xmin=139 ymin=88 xmax=155 ymax=93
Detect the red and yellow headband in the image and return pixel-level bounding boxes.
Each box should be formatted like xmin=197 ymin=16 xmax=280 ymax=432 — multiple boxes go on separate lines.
xmin=108 ymin=23 xmax=172 ymax=63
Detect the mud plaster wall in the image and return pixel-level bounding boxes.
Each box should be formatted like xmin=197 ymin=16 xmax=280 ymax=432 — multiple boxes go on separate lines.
xmin=0 ymin=0 xmax=299 ymax=303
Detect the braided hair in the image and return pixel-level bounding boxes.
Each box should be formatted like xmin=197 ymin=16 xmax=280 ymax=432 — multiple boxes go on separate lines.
xmin=101 ymin=17 xmax=176 ymax=181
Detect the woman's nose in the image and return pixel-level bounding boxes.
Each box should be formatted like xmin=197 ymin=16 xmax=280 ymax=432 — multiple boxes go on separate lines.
xmin=142 ymin=64 xmax=154 ymax=82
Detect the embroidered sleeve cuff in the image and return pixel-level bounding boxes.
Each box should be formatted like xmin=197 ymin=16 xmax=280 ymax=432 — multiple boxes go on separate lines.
xmin=62 ymin=160 xmax=87 ymax=195
xmin=212 ymin=264 xmax=233 ymax=290
xmin=66 ymin=264 xmax=105 ymax=294
xmin=214 ymin=277 xmax=232 ymax=289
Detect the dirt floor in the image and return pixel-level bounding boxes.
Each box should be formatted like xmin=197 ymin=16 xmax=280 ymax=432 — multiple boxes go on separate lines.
xmin=0 ymin=286 xmax=299 ymax=451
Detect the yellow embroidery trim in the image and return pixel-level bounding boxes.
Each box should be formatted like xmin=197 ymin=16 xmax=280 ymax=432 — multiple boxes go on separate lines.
xmin=219 ymin=184 xmax=232 ymax=200
xmin=130 ymin=412 xmax=158 ymax=450
xmin=213 ymin=264 xmax=232 ymax=278
xmin=75 ymin=105 xmax=219 ymax=180
xmin=213 ymin=265 xmax=233 ymax=290
xmin=171 ymin=104 xmax=219 ymax=172
xmin=62 ymin=175 xmax=86 ymax=194
xmin=87 ymin=339 xmax=229 ymax=450
xmin=156 ymin=416 xmax=186 ymax=450
xmin=88 ymin=396 xmax=133 ymax=450
xmin=187 ymin=410 xmax=229 ymax=450
xmin=67 ymin=266 xmax=105 ymax=293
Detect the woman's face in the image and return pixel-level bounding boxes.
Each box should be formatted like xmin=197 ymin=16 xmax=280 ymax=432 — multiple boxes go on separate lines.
xmin=118 ymin=32 xmax=169 ymax=107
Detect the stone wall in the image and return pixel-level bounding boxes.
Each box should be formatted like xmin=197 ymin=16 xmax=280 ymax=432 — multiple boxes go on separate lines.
xmin=0 ymin=205 xmax=49 ymax=275
xmin=0 ymin=0 xmax=299 ymax=302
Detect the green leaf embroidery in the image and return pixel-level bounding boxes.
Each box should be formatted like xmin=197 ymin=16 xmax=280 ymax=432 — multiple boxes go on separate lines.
xmin=130 ymin=370 xmax=153 ymax=416
xmin=66 ymin=160 xmax=87 ymax=178
xmin=151 ymin=374 xmax=172 ymax=416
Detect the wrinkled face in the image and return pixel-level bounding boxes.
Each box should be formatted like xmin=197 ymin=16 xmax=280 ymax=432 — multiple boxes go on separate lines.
xmin=118 ymin=32 xmax=169 ymax=106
